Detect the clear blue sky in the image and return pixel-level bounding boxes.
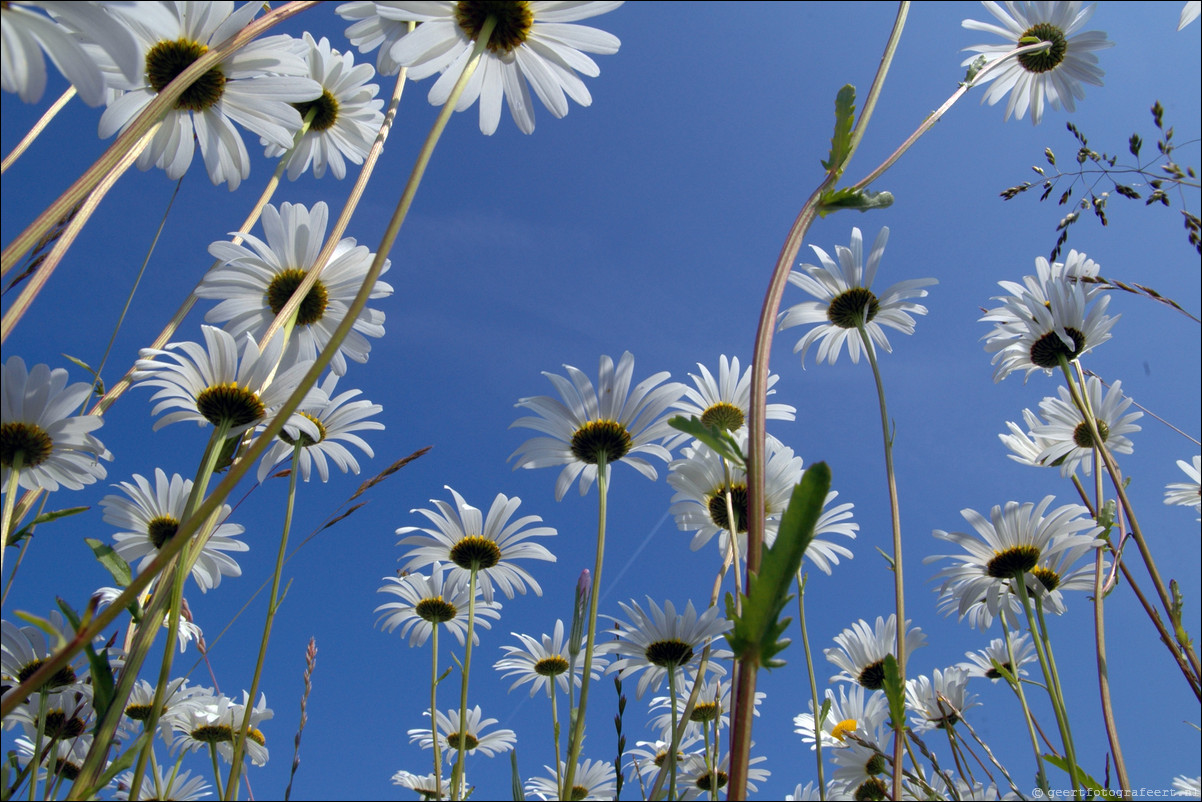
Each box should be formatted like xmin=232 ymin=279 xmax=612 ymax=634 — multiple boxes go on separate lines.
xmin=2 ymin=2 xmax=1199 ymax=799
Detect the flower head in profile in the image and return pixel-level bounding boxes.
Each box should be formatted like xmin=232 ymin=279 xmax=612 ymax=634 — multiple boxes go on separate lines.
xmin=962 ymin=1 xmax=1112 ymax=125
xmin=647 ymin=673 xmax=761 ymax=743
xmin=390 ymin=771 xmax=454 ymax=799
xmin=1028 ymin=377 xmax=1141 ymax=476
xmin=678 ymin=749 xmax=770 ymax=800
xmin=256 ymin=373 xmax=384 ymax=483
xmin=355 ymin=1 xmax=623 ymax=135
xmin=408 ymin=705 xmax=516 ymax=756
xmin=665 ymin=355 xmax=795 ymax=450
xmin=625 ymin=736 xmax=703 ymax=785
xmin=779 ymin=227 xmax=936 ymax=366
xmin=1165 ymin=456 xmax=1201 ymax=519
xmin=199 ymin=201 xmax=392 ymax=376
xmin=113 ymin=767 xmax=211 ymax=801
xmin=2 ymin=356 xmax=109 ymax=493
xmin=94 ymin=587 xmax=202 ymax=652
xmin=397 ymin=486 xmax=556 ymax=604
xmin=494 ymin=618 xmax=606 ymax=697
xmin=95 ymin=2 xmax=321 ymax=189
xmin=265 ymin=33 xmax=384 ymax=180
xmin=825 ymin=615 xmax=926 ymax=690
xmin=2 ymin=613 xmax=90 ymax=706
xmin=511 ymin=351 xmax=684 ymax=501
xmin=905 ymin=667 xmax=978 ymax=732
xmin=526 ymin=758 xmax=616 ymax=801
xmin=1 ymin=2 xmax=140 ymax=105
xmin=102 ymin=469 xmax=247 ymax=593
xmin=958 ymin=633 xmax=1037 ymax=682
xmin=132 ymin=325 xmax=322 ymax=440
xmin=375 ymin=562 xmax=501 ymax=647
xmin=602 ymin=597 xmax=731 ymax=699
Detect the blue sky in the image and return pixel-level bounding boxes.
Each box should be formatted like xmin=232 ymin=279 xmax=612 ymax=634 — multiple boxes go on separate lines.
xmin=2 ymin=2 xmax=1200 ymax=799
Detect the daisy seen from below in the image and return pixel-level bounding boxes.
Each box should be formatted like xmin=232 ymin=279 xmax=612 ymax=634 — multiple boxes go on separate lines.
xmin=264 ymin=32 xmax=384 ymax=180
xmin=1 ymin=613 xmax=90 ymax=705
xmin=113 ymin=767 xmax=211 ymax=801
xmin=13 ymin=732 xmax=92 ymax=788
xmin=677 ymin=748 xmax=770 ymax=800
xmin=1029 ymin=376 xmax=1141 ymax=476
xmin=493 ymin=618 xmax=606 ymax=697
xmin=794 ymin=682 xmax=889 ymax=751
xmin=647 ymin=673 xmax=762 ymax=743
xmin=363 ymin=0 xmax=623 ymax=135
xmin=825 ymin=614 xmax=927 ymax=690
xmin=1 ymin=1 xmax=140 ymax=105
xmin=778 ymin=226 xmax=936 ymax=366
xmin=95 ymin=1 xmax=321 ymax=189
xmin=199 ymin=201 xmax=393 ymax=377
xmin=256 ymin=372 xmax=384 ymax=483
xmin=390 ymin=771 xmax=454 ymax=799
xmin=624 ymin=736 xmax=703 ymax=785
xmin=959 ymin=633 xmax=1037 ymax=682
xmin=375 ymin=562 xmax=501 ymax=648
xmin=926 ymin=496 xmax=1103 ymax=626
xmin=93 ymin=586 xmax=203 ymax=651
xmin=102 ymin=468 xmax=248 ymax=593
xmin=664 ymin=355 xmax=795 ymax=449
xmin=510 ymin=351 xmax=684 ymax=501
xmin=397 ymin=486 xmax=556 ymax=604
xmin=962 ymin=1 xmax=1112 ymax=125
xmin=132 ymin=325 xmax=322 ymax=440
xmin=981 ymin=254 xmax=1118 ymax=382
xmin=1165 ymin=455 xmax=1201 ymax=518
xmin=2 ymin=356 xmax=108 ymax=494
xmin=408 ymin=705 xmax=516 ymax=757
xmin=602 ymin=597 xmax=731 ymax=699
xmin=829 ymin=739 xmax=893 ymax=802
xmin=338 ymin=1 xmax=413 ymax=76
xmin=668 ymin=435 xmax=857 ymax=572
xmin=904 ymin=667 xmax=978 ymax=732
xmin=525 ymin=758 xmax=616 ymax=801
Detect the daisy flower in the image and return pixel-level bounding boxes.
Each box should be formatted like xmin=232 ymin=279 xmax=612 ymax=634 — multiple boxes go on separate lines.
xmin=264 ymin=33 xmax=384 ymax=180
xmin=199 ymin=201 xmax=392 ymax=377
xmin=664 ymin=355 xmax=795 ymax=449
xmin=647 ymin=673 xmax=761 ymax=743
xmin=6 ymin=686 xmax=93 ymax=739
xmin=668 ymin=436 xmax=857 ymax=572
xmin=677 ymin=748 xmax=770 ymax=800
xmin=338 ymin=1 xmax=413 ymax=76
xmin=778 ymin=227 xmax=936 ymax=366
xmin=256 ymin=372 xmax=384 ymax=483
xmin=93 ymin=586 xmax=203 ymax=651
xmin=390 ymin=770 xmax=454 ymax=799
xmin=169 ymin=689 xmax=271 ymax=767
xmin=13 ymin=732 xmax=92 ymax=788
xmin=624 ymin=736 xmax=703 ymax=785
xmin=1172 ymin=776 xmax=1202 ymax=797
xmin=794 ymin=683 xmax=889 ymax=751
xmin=981 ymin=253 xmax=1118 ymax=383
xmin=122 ymin=677 xmax=205 ymax=744
xmin=397 ymin=486 xmax=556 ymax=604
xmin=786 ymin=783 xmax=822 ymax=801
xmin=361 ymin=1 xmax=623 ymax=135
xmin=493 ymin=618 xmax=606 ymax=697
xmin=905 ymin=667 xmax=978 ymax=732
xmin=132 ymin=325 xmax=322 ymax=440
xmin=927 ymin=496 xmax=1103 ymax=626
xmin=526 ymin=758 xmax=616 ymax=801
xmin=962 ymin=1 xmax=1112 ymax=125
xmin=408 ymin=705 xmax=516 ymax=757
xmin=1 ymin=1 xmax=139 ymax=105
xmin=959 ymin=633 xmax=1037 ymax=682
xmin=1165 ymin=456 xmax=1201 ymax=518
xmin=375 ymin=562 xmax=501 ymax=647
xmin=1030 ymin=376 xmax=1141 ymax=476
xmin=227 ymin=691 xmax=272 ymax=767
xmin=101 ymin=468 xmax=248 ymax=592
xmin=825 ymin=615 xmax=927 ymax=690
xmin=829 ymin=741 xmax=892 ymax=802
xmin=602 ymin=597 xmax=731 ymax=699
xmin=1182 ymin=2 xmax=1202 ymax=29
xmin=1 ymin=613 xmax=90 ymax=705
xmin=510 ymin=351 xmax=685 ymax=501
xmin=999 ymin=407 xmax=1059 ymax=468
xmin=95 ymin=1 xmax=321 ymax=190
xmin=114 ymin=767 xmax=211 ymax=801
xmin=2 ymin=356 xmax=109 ymax=493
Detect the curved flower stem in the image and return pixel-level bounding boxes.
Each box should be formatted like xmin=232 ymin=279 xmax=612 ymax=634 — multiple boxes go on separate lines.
xmin=1 ymin=124 xmax=156 ymax=345
xmin=1057 ymin=358 xmax=1201 ymax=682
xmin=0 ymin=0 xmax=320 ymax=277
xmin=736 ymin=7 xmax=909 ymax=792
xmin=1 ymin=455 xmax=23 ymax=578
xmin=451 ymin=567 xmax=480 ymax=801
xmin=209 ymin=744 xmax=225 ymax=801
xmin=855 ymin=322 xmax=909 ymax=802
xmin=667 ymin=664 xmax=681 ymax=800
xmin=225 ymin=441 xmax=304 ymax=799
xmin=550 ymin=675 xmax=562 ymax=798
xmin=795 ymin=574 xmax=827 ymax=800
xmin=1 ymin=86 xmax=76 ymax=174
xmin=563 ymin=450 xmax=608 ymax=796
xmin=432 ymin=621 xmax=444 ymax=802
xmin=1002 ymin=619 xmax=1048 ymax=794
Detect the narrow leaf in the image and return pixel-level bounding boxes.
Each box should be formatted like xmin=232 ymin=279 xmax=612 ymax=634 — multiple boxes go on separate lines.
xmin=817 ymin=188 xmax=894 ymax=217
xmin=667 ymin=416 xmax=743 ymax=465
xmin=882 ymin=654 xmax=906 ymax=731
xmin=7 ymin=505 xmax=89 ymax=547
xmin=510 ymin=748 xmax=525 ymax=801
xmin=821 ymin=85 xmax=857 ymax=176
xmin=86 ymin=537 xmax=133 ymax=588
xmin=1043 ymin=754 xmax=1104 ymax=792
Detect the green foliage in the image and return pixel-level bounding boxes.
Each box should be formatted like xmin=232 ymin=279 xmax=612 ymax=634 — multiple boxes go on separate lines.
xmin=510 ymin=749 xmax=525 ymax=801
xmin=5 ymin=505 xmax=88 ymax=548
xmin=960 ymin=55 xmax=987 ymax=86
xmin=817 ymin=188 xmax=894 ymax=217
xmin=882 ymin=654 xmax=906 ymax=732
xmin=667 ymin=416 xmax=744 ymax=467
xmin=724 ymin=463 xmax=831 ymax=668
xmin=55 ymin=598 xmax=117 ymax=728
xmin=1043 ymin=754 xmax=1105 ymax=794
xmin=821 ymin=85 xmax=856 ymax=177
xmin=87 ymin=537 xmax=133 ymax=588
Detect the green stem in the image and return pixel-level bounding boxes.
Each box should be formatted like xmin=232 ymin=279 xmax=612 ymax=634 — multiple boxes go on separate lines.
xmin=433 ymin=622 xmax=443 ymax=802
xmin=451 ymin=568 xmax=480 ymax=801
xmin=209 ymin=744 xmax=225 ymax=801
xmin=563 ymin=450 xmax=608 ymax=796
xmin=225 ymin=442 xmax=304 ymax=799
xmin=1001 ymin=619 xmax=1048 ymax=794
xmin=1 ymin=86 xmax=76 ymax=175
xmin=667 ymin=665 xmax=680 ymax=801
xmin=795 ymin=574 xmax=826 ymax=800
xmin=1 ymin=453 xmax=23 ymax=579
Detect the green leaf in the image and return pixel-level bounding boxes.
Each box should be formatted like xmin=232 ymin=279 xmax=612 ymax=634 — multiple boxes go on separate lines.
xmin=82 ymin=730 xmax=150 ymax=800
xmin=960 ymin=55 xmax=987 ymax=86
xmin=725 ymin=463 xmax=831 ymax=668
xmin=1043 ymin=754 xmax=1104 ymax=793
xmin=882 ymin=654 xmax=906 ymax=732
xmin=667 ymin=416 xmax=744 ymax=466
xmin=87 ymin=537 xmax=133 ymax=588
xmin=6 ymin=505 xmax=89 ymax=548
xmin=817 ymin=188 xmax=894 ymax=218
xmin=53 ymin=598 xmax=117 ymax=720
xmin=510 ymin=748 xmax=525 ymax=801
xmin=821 ymin=85 xmax=856 ymax=177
